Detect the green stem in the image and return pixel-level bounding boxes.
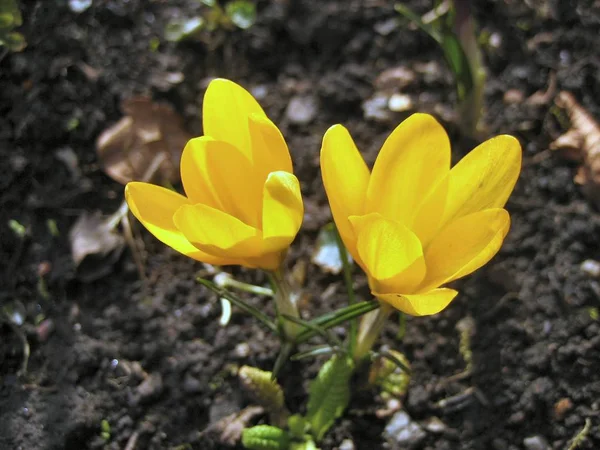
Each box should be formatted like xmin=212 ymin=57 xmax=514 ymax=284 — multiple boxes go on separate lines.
xmin=268 ymin=268 xmax=301 ymax=340
xmin=453 ymin=0 xmax=486 ymax=136
xmin=295 ymin=301 xmax=379 ymax=344
xmin=353 ymin=303 xmax=393 ymax=363
xmin=214 ymin=272 xmax=274 ymax=297
xmin=196 ymin=278 xmax=278 ymax=334
xmin=396 ymin=312 xmax=406 ymax=341
xmin=333 ymin=228 xmax=357 ymax=354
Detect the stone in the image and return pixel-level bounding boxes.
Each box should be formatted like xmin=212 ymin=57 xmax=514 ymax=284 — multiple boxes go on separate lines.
xmin=384 ymin=410 xmax=426 ymax=448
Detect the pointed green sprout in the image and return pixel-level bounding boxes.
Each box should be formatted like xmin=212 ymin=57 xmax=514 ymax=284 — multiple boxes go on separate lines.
xmin=395 ymin=0 xmax=486 ymax=136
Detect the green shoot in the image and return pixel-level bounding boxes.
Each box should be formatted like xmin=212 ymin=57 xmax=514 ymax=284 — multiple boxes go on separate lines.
xmin=197 ymin=277 xmax=279 ymax=335
xmin=395 ymin=0 xmax=486 ymax=136
xmin=165 ymin=0 xmax=256 ymax=44
xmin=332 ymin=225 xmax=358 ymax=354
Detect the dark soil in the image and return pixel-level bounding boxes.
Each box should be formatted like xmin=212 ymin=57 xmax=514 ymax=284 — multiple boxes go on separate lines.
xmin=1 ymin=0 xmax=600 ymax=449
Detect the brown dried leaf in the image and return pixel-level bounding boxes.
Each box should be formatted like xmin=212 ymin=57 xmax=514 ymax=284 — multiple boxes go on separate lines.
xmin=69 ymin=211 xmax=125 ymax=282
xmin=551 ymin=91 xmax=600 ymax=208
xmin=200 ymin=406 xmax=264 ymax=446
xmin=96 ymin=97 xmax=191 ymax=185
xmin=526 ymin=72 xmax=556 ymax=106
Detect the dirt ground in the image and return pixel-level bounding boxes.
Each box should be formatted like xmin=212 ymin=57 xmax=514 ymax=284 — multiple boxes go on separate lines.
xmin=1 ymin=0 xmax=599 ymax=449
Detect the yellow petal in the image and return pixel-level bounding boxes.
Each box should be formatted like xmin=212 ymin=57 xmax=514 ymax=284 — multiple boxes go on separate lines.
xmin=125 ymin=182 xmax=233 ymax=265
xmin=419 ymin=208 xmax=510 ymax=292
xmin=202 ymin=79 xmax=266 ymax=160
xmin=320 ymin=124 xmax=370 ymax=261
xmin=180 ymin=137 xmax=224 ymax=208
xmin=441 ymin=135 xmax=521 ymax=225
xmin=244 ymin=252 xmax=282 ymax=271
xmin=374 ymin=288 xmax=458 ymax=316
xmin=261 ymin=171 xmax=303 ymax=251
xmin=350 ymin=213 xmax=426 ymax=294
xmin=185 ymin=137 xmax=262 ymax=228
xmin=366 ymin=113 xmax=450 ymax=225
xmin=249 ymin=113 xmax=293 ymax=178
xmin=410 ymin=175 xmax=449 ymax=246
xmin=173 ymin=203 xmax=263 ymax=261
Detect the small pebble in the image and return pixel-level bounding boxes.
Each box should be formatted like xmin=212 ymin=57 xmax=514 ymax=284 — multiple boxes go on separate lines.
xmin=285 ymin=95 xmax=318 ymax=125
xmin=523 ymin=435 xmax=550 ymax=450
xmin=362 ymin=93 xmax=391 ymax=123
xmin=375 ymin=66 xmax=416 ymax=90
xmin=384 ymin=410 xmax=426 ymax=447
xmin=250 ymin=85 xmax=268 ymax=101
xmin=339 ymin=439 xmax=355 ymax=450
xmin=234 ymin=342 xmax=250 ymax=358
xmin=504 ymin=89 xmax=525 ymax=104
xmin=581 ymin=259 xmax=600 ymax=278
xmin=388 ymin=93 xmax=413 ymax=112
xmin=183 ymin=373 xmax=203 ymax=394
xmin=423 ymin=416 xmax=447 ymax=433
xmin=165 ymin=72 xmax=184 ymax=84
xmin=489 ymin=32 xmax=502 ymax=48
xmin=69 ymin=0 xmax=92 ymax=13
xmin=374 ymin=18 xmax=399 ymax=36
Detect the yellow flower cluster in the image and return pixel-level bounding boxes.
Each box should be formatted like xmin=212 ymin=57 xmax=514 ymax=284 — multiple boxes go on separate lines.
xmin=126 ymin=79 xmax=521 ymax=316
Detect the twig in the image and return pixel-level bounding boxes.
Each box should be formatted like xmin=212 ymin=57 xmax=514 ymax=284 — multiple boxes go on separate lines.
xmin=567 ymin=418 xmax=591 ymax=450
xmin=124 ymin=431 xmax=139 ymax=450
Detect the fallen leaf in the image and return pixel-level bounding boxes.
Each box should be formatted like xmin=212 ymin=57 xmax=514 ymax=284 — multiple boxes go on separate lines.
xmin=526 ymin=72 xmax=556 ymax=106
xmin=551 ymin=91 xmax=600 ymax=208
xmin=200 ymin=406 xmax=264 ymax=446
xmin=96 ymin=97 xmax=191 ymax=185
xmin=69 ymin=211 xmax=126 ymax=282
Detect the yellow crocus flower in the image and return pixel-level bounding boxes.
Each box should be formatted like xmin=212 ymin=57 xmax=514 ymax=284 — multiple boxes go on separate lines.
xmin=321 ymin=113 xmax=521 ymax=316
xmin=125 ymin=79 xmax=303 ymax=271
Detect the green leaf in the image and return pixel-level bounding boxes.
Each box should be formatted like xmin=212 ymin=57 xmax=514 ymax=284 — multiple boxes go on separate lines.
xmin=287 ymin=415 xmax=307 ymax=439
xmin=295 ymin=301 xmax=379 ymax=344
xmin=225 ymin=0 xmax=256 ymax=30
xmin=394 ymin=2 xmax=441 ymax=42
xmin=281 ymin=314 xmax=343 ymax=349
xmin=0 ymin=30 xmax=25 ymax=51
xmin=0 ymin=0 xmax=22 ymax=27
xmin=0 ymin=13 xmax=14 ymax=28
xmin=306 ymin=355 xmax=354 ymax=441
xmin=439 ymin=33 xmax=473 ymax=99
xmin=290 ymin=439 xmax=319 ymax=450
xmin=291 ymin=345 xmax=336 ymax=362
xmin=242 ymin=425 xmax=291 ymax=450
